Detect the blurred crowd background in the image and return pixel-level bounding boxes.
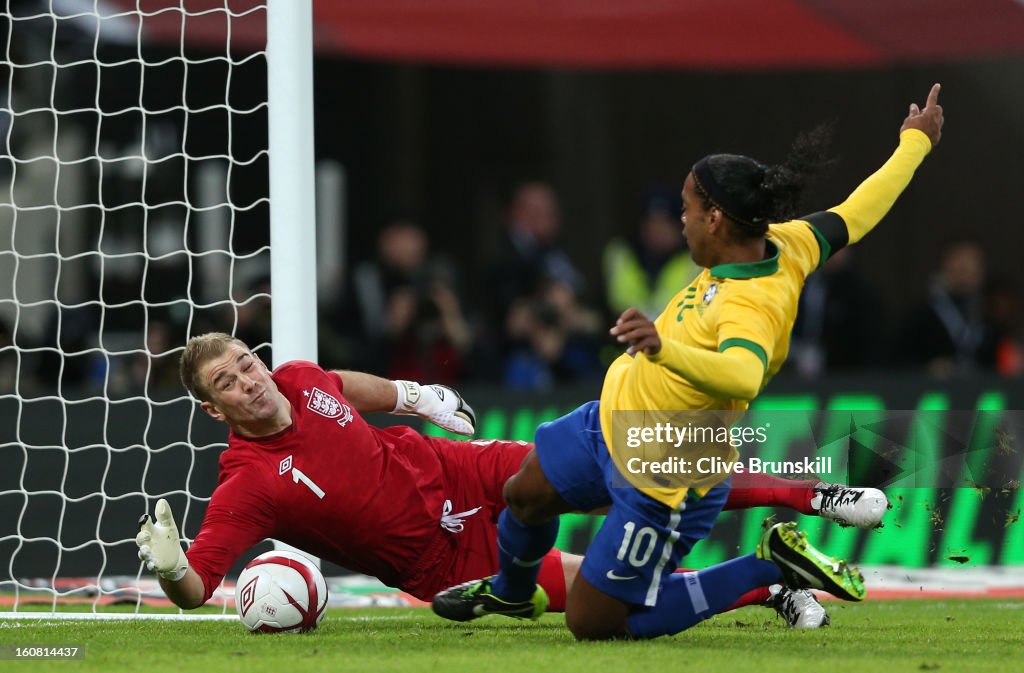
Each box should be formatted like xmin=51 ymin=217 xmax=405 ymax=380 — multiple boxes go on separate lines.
xmin=2 ymin=1 xmax=1024 ymax=398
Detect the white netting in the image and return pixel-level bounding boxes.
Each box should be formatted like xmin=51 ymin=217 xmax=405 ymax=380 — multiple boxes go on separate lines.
xmin=1 ymin=1 xmax=270 ymax=614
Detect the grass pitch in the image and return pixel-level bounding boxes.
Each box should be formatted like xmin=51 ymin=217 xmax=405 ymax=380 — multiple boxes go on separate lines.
xmin=3 ymin=600 xmax=1023 ymax=673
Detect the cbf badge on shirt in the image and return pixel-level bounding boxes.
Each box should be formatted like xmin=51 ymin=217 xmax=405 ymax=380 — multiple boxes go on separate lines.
xmin=698 ymin=283 xmax=718 ymax=316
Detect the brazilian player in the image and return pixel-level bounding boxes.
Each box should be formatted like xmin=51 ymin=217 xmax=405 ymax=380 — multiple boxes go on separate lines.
xmin=432 ymin=84 xmax=945 ymax=639
xmin=135 ymin=333 xmax=872 ymax=626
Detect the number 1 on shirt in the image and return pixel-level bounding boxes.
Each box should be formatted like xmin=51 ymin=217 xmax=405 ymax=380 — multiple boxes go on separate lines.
xmin=292 ymin=467 xmax=326 ymax=499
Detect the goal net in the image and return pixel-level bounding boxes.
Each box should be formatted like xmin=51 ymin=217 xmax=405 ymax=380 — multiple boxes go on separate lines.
xmin=1 ymin=0 xmax=274 ymax=615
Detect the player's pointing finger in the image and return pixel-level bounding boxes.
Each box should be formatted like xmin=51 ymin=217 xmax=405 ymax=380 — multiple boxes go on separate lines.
xmin=925 ymin=83 xmax=941 ymax=109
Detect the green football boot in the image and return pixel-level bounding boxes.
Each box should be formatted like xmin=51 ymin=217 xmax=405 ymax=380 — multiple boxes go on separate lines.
xmin=432 ymin=576 xmax=548 ymax=622
xmin=758 ymin=522 xmax=866 ymax=602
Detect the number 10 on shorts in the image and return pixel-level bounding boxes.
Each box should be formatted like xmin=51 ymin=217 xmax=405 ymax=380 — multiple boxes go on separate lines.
xmin=616 ymin=522 xmax=658 ymax=567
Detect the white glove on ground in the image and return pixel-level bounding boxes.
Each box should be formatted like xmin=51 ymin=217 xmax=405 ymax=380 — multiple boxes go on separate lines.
xmin=393 ymin=380 xmax=477 ymax=436
xmin=136 ymin=498 xmax=189 ymax=581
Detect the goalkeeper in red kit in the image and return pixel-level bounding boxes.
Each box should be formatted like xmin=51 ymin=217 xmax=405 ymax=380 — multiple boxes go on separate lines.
xmin=135 ymin=332 xmax=886 ymax=627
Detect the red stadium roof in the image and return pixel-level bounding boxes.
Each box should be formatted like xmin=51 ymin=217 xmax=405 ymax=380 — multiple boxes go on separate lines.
xmin=108 ymin=0 xmax=1024 ymax=69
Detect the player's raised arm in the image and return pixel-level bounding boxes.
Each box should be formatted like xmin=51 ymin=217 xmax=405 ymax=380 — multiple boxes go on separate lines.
xmin=333 ymin=370 xmax=477 ymax=435
xmin=812 ymin=84 xmax=944 ymax=259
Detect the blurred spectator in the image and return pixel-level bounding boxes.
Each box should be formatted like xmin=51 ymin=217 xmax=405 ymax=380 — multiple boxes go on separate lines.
xmin=132 ymin=319 xmax=183 ymax=395
xmin=603 ymin=188 xmax=699 ymax=319
xmin=900 ymin=240 xmax=996 ymax=377
xmin=985 ymin=278 xmax=1024 ymax=377
xmin=503 ymin=279 xmax=603 ymax=391
xmin=348 ymin=220 xmax=472 ymax=384
xmin=35 ymin=303 xmax=99 ymax=390
xmin=233 ymin=275 xmax=272 ymax=360
xmin=789 ymin=248 xmax=879 ymax=378
xmin=489 ymin=182 xmax=586 ymax=331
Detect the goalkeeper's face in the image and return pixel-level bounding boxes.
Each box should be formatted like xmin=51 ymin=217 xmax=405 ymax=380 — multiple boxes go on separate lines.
xmin=198 ymin=345 xmax=287 ymax=434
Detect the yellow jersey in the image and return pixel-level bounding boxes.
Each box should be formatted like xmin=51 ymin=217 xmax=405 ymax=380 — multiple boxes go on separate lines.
xmin=598 ymin=129 xmax=933 ymax=508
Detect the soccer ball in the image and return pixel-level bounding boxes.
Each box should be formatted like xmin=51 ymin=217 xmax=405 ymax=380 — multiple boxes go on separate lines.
xmin=234 ymin=550 xmax=328 ymax=633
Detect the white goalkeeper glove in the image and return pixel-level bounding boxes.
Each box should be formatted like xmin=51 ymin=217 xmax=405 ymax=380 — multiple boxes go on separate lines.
xmin=393 ymin=380 xmax=477 ymax=436
xmin=136 ymin=498 xmax=189 ymax=582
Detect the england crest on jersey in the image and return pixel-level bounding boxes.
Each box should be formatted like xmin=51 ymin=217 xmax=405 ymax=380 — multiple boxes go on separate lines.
xmin=307 ymin=387 xmax=342 ymax=417
xmin=307 ymin=386 xmax=354 ymax=428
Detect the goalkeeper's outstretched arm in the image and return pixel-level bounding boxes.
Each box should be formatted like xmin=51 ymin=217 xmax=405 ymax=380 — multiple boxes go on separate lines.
xmin=332 ymin=370 xmax=477 ymax=436
xmin=158 ymin=569 xmax=206 ymax=610
xmin=136 ymin=499 xmax=205 ymax=609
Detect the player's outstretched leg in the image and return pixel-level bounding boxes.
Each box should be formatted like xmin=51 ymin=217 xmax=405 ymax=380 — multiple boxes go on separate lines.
xmin=434 ymin=448 xmax=565 ymax=623
xmin=811 ymin=482 xmax=889 ymax=529
xmin=757 ymin=522 xmax=866 ymax=602
xmin=726 ymin=473 xmax=890 ymax=529
xmin=767 ymin=585 xmax=830 ymax=628
xmin=432 ymin=575 xmax=548 ymax=622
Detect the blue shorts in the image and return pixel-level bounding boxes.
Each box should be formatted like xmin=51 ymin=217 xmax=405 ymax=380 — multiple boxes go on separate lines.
xmin=535 ymin=401 xmax=730 ymax=607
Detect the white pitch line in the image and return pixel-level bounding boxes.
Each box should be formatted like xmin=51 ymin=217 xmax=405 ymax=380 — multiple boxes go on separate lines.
xmin=0 ymin=612 xmax=237 ymax=622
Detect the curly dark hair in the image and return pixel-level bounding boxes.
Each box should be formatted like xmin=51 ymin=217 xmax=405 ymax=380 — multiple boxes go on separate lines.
xmin=694 ymin=123 xmax=835 ymax=240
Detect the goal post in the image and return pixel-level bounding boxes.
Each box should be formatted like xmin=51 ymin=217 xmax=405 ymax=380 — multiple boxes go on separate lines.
xmin=264 ymin=0 xmax=319 ymax=560
xmin=0 ymin=0 xmax=318 ymax=616
xmin=266 ymin=0 xmax=317 ymax=366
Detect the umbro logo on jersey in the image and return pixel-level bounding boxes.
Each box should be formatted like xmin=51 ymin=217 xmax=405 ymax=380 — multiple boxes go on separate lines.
xmin=605 ymin=570 xmax=638 ymax=581
xmin=279 ymin=455 xmax=293 ymax=475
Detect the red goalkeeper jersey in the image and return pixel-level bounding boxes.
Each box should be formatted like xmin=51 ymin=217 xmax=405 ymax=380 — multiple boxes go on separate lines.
xmin=186 ymin=361 xmax=453 ymax=602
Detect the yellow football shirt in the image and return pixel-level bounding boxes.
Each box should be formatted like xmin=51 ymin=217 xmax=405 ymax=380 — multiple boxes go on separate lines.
xmin=598 ymin=129 xmax=932 ymax=508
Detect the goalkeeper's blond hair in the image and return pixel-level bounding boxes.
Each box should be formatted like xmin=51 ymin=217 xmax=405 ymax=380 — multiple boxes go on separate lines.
xmin=179 ymin=332 xmax=249 ymax=402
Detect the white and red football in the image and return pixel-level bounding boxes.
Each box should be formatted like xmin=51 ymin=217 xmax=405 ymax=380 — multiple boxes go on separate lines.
xmin=234 ymin=550 xmax=328 ymax=633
